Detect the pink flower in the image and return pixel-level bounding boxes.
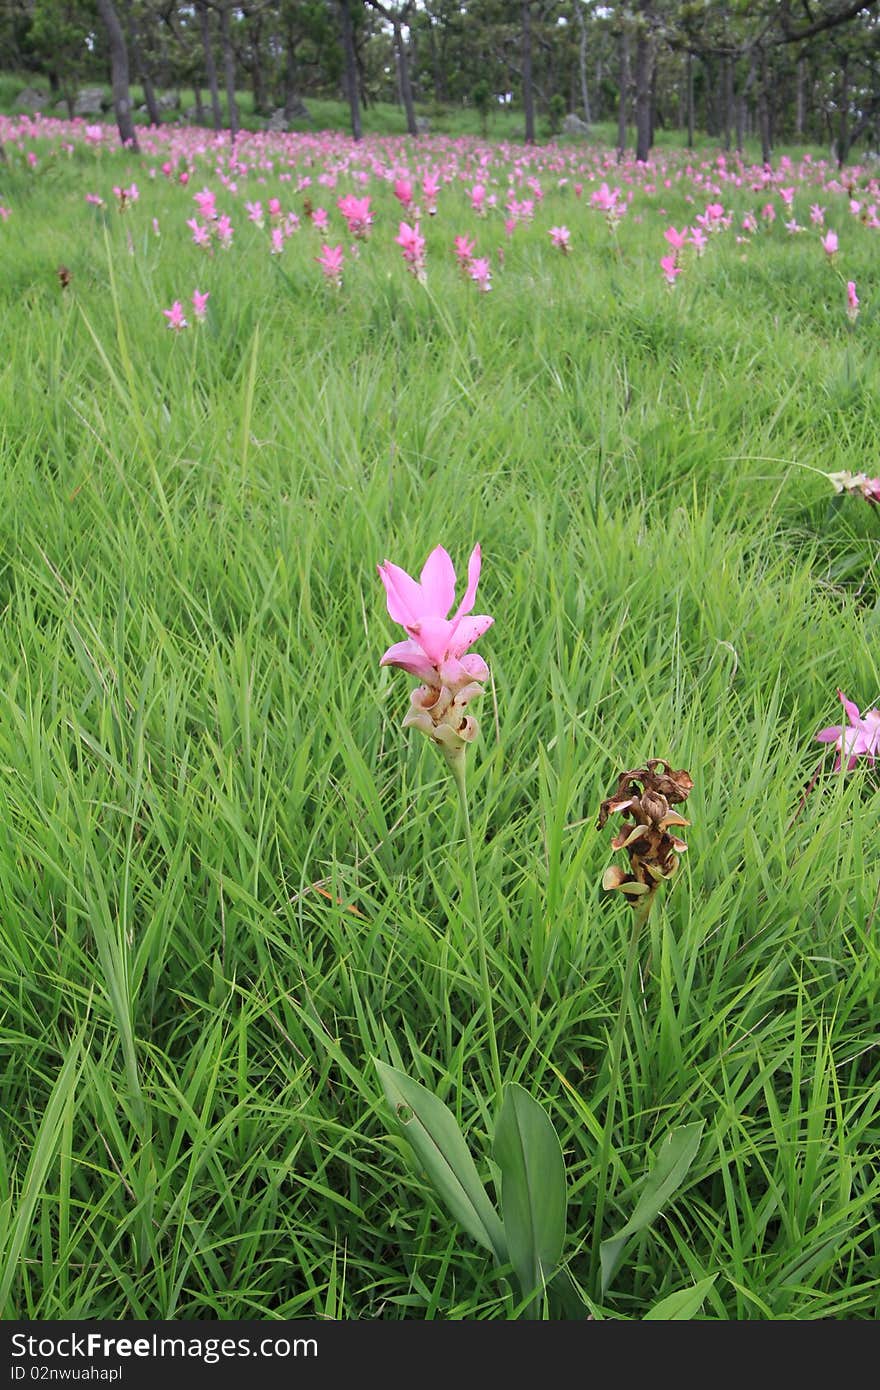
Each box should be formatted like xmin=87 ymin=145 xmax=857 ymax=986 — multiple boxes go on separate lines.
xmin=215 ymin=214 xmax=234 ymax=248
xmin=810 ymin=203 xmax=825 ymax=226
xmin=192 ymin=289 xmax=210 ymax=322
xmin=453 ymin=234 xmax=475 ymax=269
xmin=85 ymin=193 xmax=105 ymax=208
xmin=194 ymin=188 xmax=217 ymax=221
xmin=689 ymin=227 xmax=707 ymax=256
xmin=393 ymin=178 xmax=414 ymax=210
xmin=395 ymin=221 xmax=427 ymax=281
xmin=423 ymin=174 xmax=440 ymax=214
xmin=245 ymin=200 xmax=265 ymax=227
xmin=316 ymin=243 xmax=344 ymax=286
xmin=187 ymin=217 xmax=211 ymax=248
xmin=816 ymin=690 xmax=880 ymax=771
xmin=663 ymin=226 xmax=689 ymax=251
xmin=162 ymin=301 xmax=188 ymax=331
xmin=469 ymin=183 xmax=486 ymax=214
xmin=821 ymin=229 xmax=838 ymax=257
xmin=313 ymin=207 xmax=329 ymax=231
xmin=378 ymin=544 xmax=493 ymax=754
xmin=846 ymin=280 xmax=859 ymax=322
xmin=337 ymin=194 xmax=373 ymax=238
xmin=468 ymin=256 xmax=492 ymax=292
xmin=660 ymin=253 xmax=682 ymax=286
xmin=270 ymin=227 xmax=284 ymax=254
xmin=548 ymin=225 xmax=571 ymax=253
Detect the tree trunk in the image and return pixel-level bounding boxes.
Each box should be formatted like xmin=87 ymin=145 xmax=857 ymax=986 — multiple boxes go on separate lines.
xmin=197 ymin=0 xmax=223 ymax=130
xmin=837 ymin=52 xmax=850 ymax=166
xmin=94 ymin=0 xmax=139 ymax=150
xmin=616 ymin=25 xmax=629 ymax=161
xmin=722 ymin=54 xmax=734 ymax=149
xmin=193 ymin=82 xmax=205 ymax=123
xmin=522 ymin=0 xmax=535 ymax=144
xmin=573 ymin=0 xmax=591 ymax=125
xmin=757 ymin=47 xmax=771 ymax=165
xmin=686 ymin=50 xmax=694 ymax=147
xmin=795 ymin=52 xmax=805 ymax=137
xmin=393 ymin=20 xmax=418 ymax=135
xmin=283 ymin=39 xmax=309 ymax=121
xmin=633 ymin=13 xmax=652 ymax=161
xmin=125 ymin=4 xmax=161 ymax=126
xmin=249 ymin=14 xmax=268 ymax=115
xmin=219 ymin=2 xmax=239 ymax=138
xmin=339 ymin=0 xmax=362 ymax=140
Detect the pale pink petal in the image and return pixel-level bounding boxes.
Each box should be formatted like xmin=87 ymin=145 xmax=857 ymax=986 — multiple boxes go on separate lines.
xmin=457 ymin=651 xmax=489 ymax=680
xmin=816 ymin=725 xmax=844 ymax=743
xmin=379 ymin=639 xmax=437 ymax=683
xmin=419 ymin=546 xmax=457 ymax=617
xmin=378 ymin=560 xmax=423 ymax=626
xmin=454 ymin=544 xmax=482 ymax=619
xmin=838 ymin=690 xmax=862 ymax=724
xmin=405 ymin=614 xmax=457 ymax=665
xmin=447 ymin=614 xmax=493 ymax=659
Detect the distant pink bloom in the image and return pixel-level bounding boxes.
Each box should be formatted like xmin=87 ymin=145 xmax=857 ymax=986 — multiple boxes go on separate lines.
xmin=313 ymin=207 xmax=329 ymax=232
xmin=741 ymin=212 xmax=757 ymax=234
xmin=337 ymin=194 xmax=373 ymax=238
xmin=393 ymin=178 xmax=414 ymax=210
xmin=395 ymin=221 xmax=427 ymax=281
xmin=162 ymin=301 xmax=188 ymax=332
xmin=270 ymin=227 xmax=284 ymax=254
xmin=574 ymin=182 xmax=583 ymax=198
xmin=193 ymin=188 xmax=217 ymax=221
xmin=816 ymin=690 xmax=880 ymax=771
xmin=821 ymin=229 xmax=838 ymax=257
xmin=423 ymin=174 xmax=440 ymax=214
xmin=469 ymin=183 xmax=486 ymax=214
xmin=0 ymin=205 xmax=10 ymax=221
xmin=810 ymin=203 xmax=825 ymax=226
xmin=504 ymin=217 xmax=516 ymax=238
xmin=779 ymin=186 xmax=795 ymax=206
xmin=152 ymin=217 xmax=160 ymax=237
xmin=549 ymin=225 xmax=571 ymax=253
xmin=317 ymin=243 xmax=344 ymax=287
xmin=245 ymin=200 xmax=264 ymax=227
xmin=215 ymin=214 xmax=234 ymax=248
xmin=663 ymin=226 xmax=688 ymax=251
xmin=660 ymin=253 xmax=682 ymax=286
xmin=761 ymin=203 xmax=776 ymax=223
xmin=453 ymin=234 xmax=475 ymax=269
xmin=192 ymin=289 xmax=210 ymax=322
xmin=85 ymin=193 xmax=104 ymax=208
xmin=846 ymin=281 xmax=859 ymax=322
xmin=187 ymin=217 xmax=211 ymax=248
xmin=468 ymin=256 xmax=492 ymax=292
xmin=27 ymin=151 xmax=37 ymax=168
xmin=689 ymin=227 xmax=707 ymax=256
xmin=268 ymin=197 xmax=282 ymax=219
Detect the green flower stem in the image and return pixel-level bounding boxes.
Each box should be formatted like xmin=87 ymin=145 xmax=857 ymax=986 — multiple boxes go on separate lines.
xmin=447 ymin=747 xmax=503 ymax=1110
xmin=589 ymin=892 xmax=653 ymax=1291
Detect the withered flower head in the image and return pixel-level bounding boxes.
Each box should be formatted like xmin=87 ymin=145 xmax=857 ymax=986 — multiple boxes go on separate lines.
xmin=598 ymin=759 xmax=693 ymax=911
xmin=57 ymin=265 xmax=72 ymax=290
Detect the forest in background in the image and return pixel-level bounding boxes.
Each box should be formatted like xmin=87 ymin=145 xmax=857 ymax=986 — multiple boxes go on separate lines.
xmin=1 ymin=2 xmax=879 ymax=165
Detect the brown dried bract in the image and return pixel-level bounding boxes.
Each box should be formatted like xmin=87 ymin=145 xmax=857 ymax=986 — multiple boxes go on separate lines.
xmin=57 ymin=265 xmax=72 ymax=290
xmin=598 ymin=760 xmax=693 ymax=908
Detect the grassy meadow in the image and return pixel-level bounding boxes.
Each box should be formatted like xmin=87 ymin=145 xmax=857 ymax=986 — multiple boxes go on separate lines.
xmin=0 ymin=114 xmax=879 ymax=1320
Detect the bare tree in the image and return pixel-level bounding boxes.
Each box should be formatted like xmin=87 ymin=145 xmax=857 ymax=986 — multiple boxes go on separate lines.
xmin=94 ymin=0 xmax=139 ymax=149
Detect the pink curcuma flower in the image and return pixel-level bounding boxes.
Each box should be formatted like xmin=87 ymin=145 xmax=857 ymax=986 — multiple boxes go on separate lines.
xmin=378 ymin=544 xmax=493 ymax=756
xmin=393 ymin=177 xmax=414 ymax=210
xmin=395 ymin=221 xmax=427 ymax=281
xmin=846 ymin=280 xmax=859 ymax=323
xmin=821 ymin=229 xmax=838 ymax=258
xmin=549 ymin=225 xmax=571 ymax=253
xmin=192 ymin=289 xmax=210 ymax=322
xmin=453 ymin=234 xmax=475 ymax=269
xmin=468 ymin=256 xmax=492 ymax=292
xmin=162 ymin=301 xmax=188 ymax=331
xmin=660 ymin=253 xmax=682 ymax=286
xmin=816 ymin=690 xmax=880 ymax=771
xmin=316 ymin=243 xmax=344 ymax=287
xmin=663 ymin=226 xmax=689 ymax=251
xmin=337 ymin=193 xmax=373 ymax=239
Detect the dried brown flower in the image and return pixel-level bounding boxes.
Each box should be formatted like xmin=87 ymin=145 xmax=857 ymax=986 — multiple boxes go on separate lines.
xmin=57 ymin=265 xmax=72 ymax=290
xmin=598 ymin=759 xmax=693 ymax=910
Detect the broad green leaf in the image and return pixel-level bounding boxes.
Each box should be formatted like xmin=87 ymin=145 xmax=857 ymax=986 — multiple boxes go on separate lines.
xmin=374 ymin=1060 xmax=506 ymax=1264
xmin=644 ymin=1275 xmax=717 ymax=1320
xmin=494 ymin=1083 xmax=567 ymax=1303
xmin=600 ymin=1121 xmax=704 ymax=1295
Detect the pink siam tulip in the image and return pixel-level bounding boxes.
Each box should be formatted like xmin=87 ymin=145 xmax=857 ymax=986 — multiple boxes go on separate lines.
xmin=313 ymin=207 xmax=329 ymax=232
xmin=316 ymin=243 xmax=344 ymax=287
xmin=810 ymin=203 xmax=826 ymax=226
xmin=85 ymin=193 xmax=105 ymax=208
xmin=270 ymin=227 xmax=284 ymax=254
xmin=469 ymin=183 xmax=486 ymax=215
xmin=453 ymin=234 xmax=475 ymax=269
xmin=548 ymin=225 xmax=571 ymax=253
xmin=193 ymin=188 xmax=217 ymax=221
xmin=378 ymin=544 xmax=493 ymax=762
xmin=395 ymin=221 xmax=427 ymax=282
xmin=393 ymin=177 xmax=414 ymax=210
xmin=663 ymin=226 xmax=689 ymax=251
xmin=660 ymin=253 xmax=682 ymax=287
xmin=245 ymin=200 xmax=265 ymax=227
xmin=846 ymin=280 xmax=859 ymax=323
xmin=162 ymin=301 xmax=188 ymax=331
xmin=192 ymin=289 xmax=210 ymax=322
xmin=821 ymin=229 xmax=838 ymax=258
xmin=337 ymin=194 xmax=373 ymax=239
xmin=468 ymin=256 xmax=492 ymax=292
xmin=422 ymin=174 xmax=440 ymax=214
xmin=187 ymin=217 xmax=212 ymax=248
xmin=689 ymin=227 xmax=707 ymax=256
xmin=826 ymin=470 xmax=880 ymax=504
xmin=215 ymin=214 xmax=234 ymax=248
xmin=816 ymin=691 xmax=880 ymax=771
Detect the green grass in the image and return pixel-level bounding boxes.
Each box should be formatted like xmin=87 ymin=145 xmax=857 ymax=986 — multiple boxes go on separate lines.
xmin=0 ymin=128 xmax=879 ymax=1321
